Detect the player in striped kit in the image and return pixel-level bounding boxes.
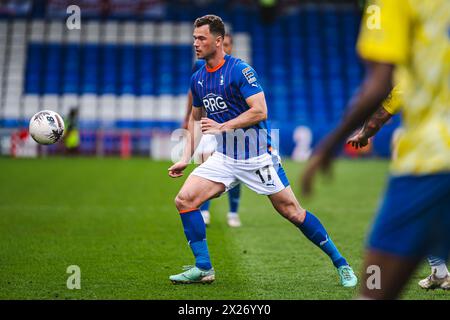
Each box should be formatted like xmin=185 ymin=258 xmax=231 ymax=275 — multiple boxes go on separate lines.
xmin=168 ymin=15 xmax=357 ymax=286
xmin=182 ymin=33 xmax=242 ymax=228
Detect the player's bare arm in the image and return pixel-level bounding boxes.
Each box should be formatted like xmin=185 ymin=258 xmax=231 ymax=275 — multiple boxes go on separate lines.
xmin=200 ymin=92 xmax=267 ymax=134
xmin=182 ymin=90 xmax=194 ymax=130
xmin=168 ymin=107 xmax=203 ymax=178
xmin=347 ymin=106 xmax=393 ymax=149
xmin=301 ymin=61 xmax=394 ymax=195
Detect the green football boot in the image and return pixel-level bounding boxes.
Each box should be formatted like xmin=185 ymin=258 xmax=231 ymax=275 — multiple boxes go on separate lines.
xmin=337 ymin=265 xmax=358 ymax=287
xmin=169 ymin=265 xmax=215 ymax=284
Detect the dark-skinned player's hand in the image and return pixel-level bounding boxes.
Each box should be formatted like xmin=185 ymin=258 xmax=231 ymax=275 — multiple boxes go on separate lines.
xmin=300 ymin=148 xmax=334 ymax=197
xmin=346 ymin=130 xmax=369 ymax=149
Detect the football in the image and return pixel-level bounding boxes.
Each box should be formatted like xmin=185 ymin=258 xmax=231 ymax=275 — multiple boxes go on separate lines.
xmin=29 ymin=110 xmax=65 ymax=145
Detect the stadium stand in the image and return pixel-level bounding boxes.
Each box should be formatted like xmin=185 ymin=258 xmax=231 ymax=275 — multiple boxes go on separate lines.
xmin=0 ymin=0 xmax=399 ymax=157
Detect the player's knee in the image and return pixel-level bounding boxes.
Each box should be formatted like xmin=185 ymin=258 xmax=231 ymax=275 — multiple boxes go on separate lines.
xmin=174 ymin=192 xmax=195 ymax=211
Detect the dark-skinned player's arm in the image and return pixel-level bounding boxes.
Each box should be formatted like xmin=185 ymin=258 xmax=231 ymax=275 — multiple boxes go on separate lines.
xmin=168 ymin=105 xmax=204 ymax=178
xmin=346 ymin=106 xmax=393 ymax=149
xmin=200 ymin=92 xmax=267 ymax=134
xmin=300 ymin=61 xmax=394 ymax=196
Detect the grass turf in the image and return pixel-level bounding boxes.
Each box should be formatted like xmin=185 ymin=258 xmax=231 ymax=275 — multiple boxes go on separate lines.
xmin=0 ymin=157 xmax=447 ymax=300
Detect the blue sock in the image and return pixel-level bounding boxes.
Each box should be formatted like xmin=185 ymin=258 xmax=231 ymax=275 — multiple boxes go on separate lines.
xmin=200 ymin=200 xmax=210 ymax=212
xmin=179 ymin=208 xmax=212 ymax=270
xmin=428 ymin=256 xmax=446 ymax=267
xmin=298 ymin=211 xmax=348 ymax=268
xmin=428 ymin=255 xmax=449 ymax=278
xmin=228 ymin=184 xmax=241 ymax=214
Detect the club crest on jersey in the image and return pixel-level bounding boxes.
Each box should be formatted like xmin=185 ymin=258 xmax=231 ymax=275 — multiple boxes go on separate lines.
xmin=203 ymin=93 xmax=228 ymax=114
xmin=242 ymin=67 xmax=257 ymax=84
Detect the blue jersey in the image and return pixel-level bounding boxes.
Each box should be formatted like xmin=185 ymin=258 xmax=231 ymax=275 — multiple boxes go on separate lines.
xmin=192 ymin=60 xmax=205 ymax=74
xmin=191 ymin=54 xmax=272 ymax=160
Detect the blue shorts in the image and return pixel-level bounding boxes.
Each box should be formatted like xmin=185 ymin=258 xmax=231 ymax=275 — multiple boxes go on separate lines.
xmin=368 ymin=173 xmax=450 ymax=260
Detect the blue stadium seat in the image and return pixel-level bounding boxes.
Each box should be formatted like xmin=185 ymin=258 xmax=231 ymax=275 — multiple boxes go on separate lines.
xmin=101 ymin=45 xmax=118 ymax=94
xmin=19 ymin=5 xmax=364 ymax=142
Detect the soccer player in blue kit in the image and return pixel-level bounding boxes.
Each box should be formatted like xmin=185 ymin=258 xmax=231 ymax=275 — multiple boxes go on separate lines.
xmin=182 ymin=33 xmax=242 ymax=228
xmin=168 ymin=15 xmax=357 ymax=286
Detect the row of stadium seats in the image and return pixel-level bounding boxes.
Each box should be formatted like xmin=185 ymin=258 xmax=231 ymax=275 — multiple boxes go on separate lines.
xmin=25 ymin=43 xmax=193 ymax=95
xmin=0 ymin=5 xmax=362 ymax=130
xmin=249 ymin=7 xmax=362 ymax=125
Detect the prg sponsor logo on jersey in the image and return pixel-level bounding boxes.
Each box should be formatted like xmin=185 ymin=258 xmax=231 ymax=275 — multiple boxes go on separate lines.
xmin=203 ymin=93 xmax=228 ymax=114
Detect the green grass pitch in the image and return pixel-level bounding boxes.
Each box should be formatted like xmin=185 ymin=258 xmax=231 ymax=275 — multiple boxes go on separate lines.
xmin=0 ymin=157 xmax=447 ymax=300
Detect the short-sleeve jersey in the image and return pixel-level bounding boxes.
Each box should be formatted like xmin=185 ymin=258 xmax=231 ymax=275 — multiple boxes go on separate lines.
xmin=357 ymin=0 xmax=450 ymax=175
xmin=192 ymin=60 xmax=205 ymax=74
xmin=190 ymin=54 xmax=272 ymax=160
xmin=382 ymin=85 xmax=402 ymax=115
